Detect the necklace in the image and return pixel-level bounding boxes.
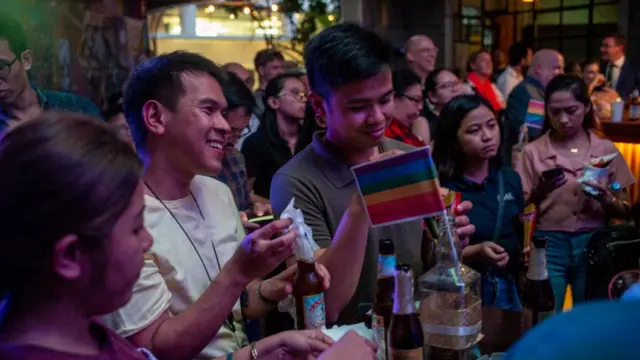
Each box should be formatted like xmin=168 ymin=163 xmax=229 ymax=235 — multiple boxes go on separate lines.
xmin=143 ymin=181 xmax=242 ymax=346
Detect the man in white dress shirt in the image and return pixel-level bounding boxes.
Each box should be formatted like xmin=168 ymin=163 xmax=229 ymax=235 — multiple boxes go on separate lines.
xmin=497 ymin=42 xmax=532 ymax=100
xmin=600 ymin=33 xmax=640 ymax=100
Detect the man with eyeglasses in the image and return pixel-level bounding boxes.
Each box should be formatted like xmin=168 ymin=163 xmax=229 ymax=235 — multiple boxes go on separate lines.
xmin=221 ymin=62 xmax=260 ymax=150
xmin=0 ymin=14 xmax=100 ymax=132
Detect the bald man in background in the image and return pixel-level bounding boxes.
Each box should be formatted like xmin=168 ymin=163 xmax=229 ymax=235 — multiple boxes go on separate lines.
xmin=405 ymin=34 xmax=439 ymax=85
xmin=505 ymin=49 xmax=564 ymax=153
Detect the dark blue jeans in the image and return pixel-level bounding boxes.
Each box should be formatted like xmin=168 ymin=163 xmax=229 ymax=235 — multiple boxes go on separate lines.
xmin=481 ymin=274 xmax=522 ymax=311
xmin=535 ymin=230 xmax=593 ymax=312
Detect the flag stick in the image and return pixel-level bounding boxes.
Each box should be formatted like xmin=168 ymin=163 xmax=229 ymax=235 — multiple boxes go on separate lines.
xmin=441 ymin=209 xmax=460 ymax=265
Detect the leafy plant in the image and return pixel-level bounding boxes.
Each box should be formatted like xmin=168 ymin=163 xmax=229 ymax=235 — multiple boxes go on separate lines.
xmin=248 ymin=0 xmax=340 ymax=59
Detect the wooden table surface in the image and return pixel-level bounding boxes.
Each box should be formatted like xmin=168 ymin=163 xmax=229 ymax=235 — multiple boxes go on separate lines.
xmin=600 ymin=118 xmax=640 ymax=143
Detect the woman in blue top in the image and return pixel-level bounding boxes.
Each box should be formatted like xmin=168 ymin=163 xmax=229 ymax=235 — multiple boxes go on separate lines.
xmin=433 ymin=94 xmax=525 ymax=310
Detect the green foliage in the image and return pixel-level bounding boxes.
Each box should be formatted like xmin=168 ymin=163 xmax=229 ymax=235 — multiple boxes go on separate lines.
xmin=283 ymin=0 xmax=340 ymax=53
xmin=218 ymin=0 xmax=340 ymax=58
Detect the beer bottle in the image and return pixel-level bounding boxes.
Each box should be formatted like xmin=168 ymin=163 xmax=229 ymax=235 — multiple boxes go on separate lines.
xmin=388 ymin=264 xmax=423 ymax=360
xmin=521 ymin=236 xmax=555 ymax=331
xmin=373 ymin=238 xmax=396 ymax=360
xmin=629 ymin=89 xmax=640 ymax=121
xmin=294 ymin=259 xmax=326 ymax=330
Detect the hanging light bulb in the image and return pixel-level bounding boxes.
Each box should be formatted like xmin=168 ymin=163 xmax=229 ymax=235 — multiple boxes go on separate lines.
xmin=243 ymin=6 xmax=251 ymax=15
xmin=271 ymin=3 xmax=279 ymax=12
xmin=229 ymin=13 xmax=236 ymax=19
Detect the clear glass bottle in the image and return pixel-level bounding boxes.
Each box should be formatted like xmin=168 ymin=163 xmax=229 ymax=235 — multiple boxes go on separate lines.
xmin=417 ymin=216 xmax=482 ymax=351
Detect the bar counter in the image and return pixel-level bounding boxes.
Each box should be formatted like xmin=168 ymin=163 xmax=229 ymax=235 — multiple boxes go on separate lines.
xmin=601 ymin=118 xmax=640 ymax=202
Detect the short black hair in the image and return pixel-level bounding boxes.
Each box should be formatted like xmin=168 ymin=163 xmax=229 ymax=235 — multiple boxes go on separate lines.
xmin=103 ymin=92 xmax=123 ymax=122
xmin=392 ymin=68 xmax=421 ymax=97
xmin=254 ymin=49 xmax=284 ymax=70
xmin=304 ymin=23 xmax=393 ymax=98
xmin=508 ymin=42 xmax=530 ymax=67
xmin=224 ymin=72 xmax=256 ymax=115
xmin=123 ymin=51 xmax=227 ymax=153
xmin=0 ymin=13 xmax=28 ymax=56
xmin=606 ymin=33 xmax=626 ymax=49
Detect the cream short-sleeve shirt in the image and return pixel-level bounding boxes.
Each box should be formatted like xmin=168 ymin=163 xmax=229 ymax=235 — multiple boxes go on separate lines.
xmin=102 ymin=176 xmax=247 ymax=359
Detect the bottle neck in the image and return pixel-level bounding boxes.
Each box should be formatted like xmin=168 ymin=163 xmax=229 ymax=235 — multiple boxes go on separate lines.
xmin=378 ymin=254 xmax=396 ymax=279
xmin=527 ymin=246 xmax=549 ymax=281
xmin=392 ymin=271 xmax=416 ymax=315
xmin=297 ymin=259 xmax=316 ymax=274
xmin=436 ymin=216 xmax=460 ymax=264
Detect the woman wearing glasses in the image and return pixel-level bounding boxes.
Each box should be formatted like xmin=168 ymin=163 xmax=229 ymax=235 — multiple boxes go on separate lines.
xmin=241 ymin=73 xmax=310 ymax=203
xmin=423 ymin=68 xmax=466 ymax=140
xmin=385 ymin=68 xmax=429 ymax=146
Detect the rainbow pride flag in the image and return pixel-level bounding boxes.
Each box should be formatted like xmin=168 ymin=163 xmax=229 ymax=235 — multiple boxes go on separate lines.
xmin=524 ymin=99 xmax=545 ymax=129
xmin=352 ymin=147 xmax=445 ymax=227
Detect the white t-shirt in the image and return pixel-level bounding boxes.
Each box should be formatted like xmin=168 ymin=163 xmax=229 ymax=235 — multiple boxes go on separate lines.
xmin=102 ymin=176 xmax=248 ymax=359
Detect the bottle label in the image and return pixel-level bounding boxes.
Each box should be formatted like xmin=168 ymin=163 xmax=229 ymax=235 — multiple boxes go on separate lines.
xmin=631 ymin=105 xmax=640 ymax=119
xmin=378 ymin=254 xmax=396 ymax=278
xmin=372 ymin=313 xmax=386 ymax=360
xmin=302 ymin=293 xmax=326 ymax=329
xmin=527 ymin=248 xmax=549 ymax=281
xmin=388 ymin=347 xmax=423 ymax=360
xmin=522 ymin=307 xmax=554 ymax=329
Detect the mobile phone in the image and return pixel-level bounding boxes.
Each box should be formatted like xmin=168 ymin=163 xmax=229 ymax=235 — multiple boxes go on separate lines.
xmin=542 ymin=167 xmax=564 ymax=181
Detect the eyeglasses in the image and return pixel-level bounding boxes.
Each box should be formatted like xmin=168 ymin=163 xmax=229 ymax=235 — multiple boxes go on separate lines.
xmin=230 ymin=125 xmax=251 ymax=138
xmin=436 ymin=80 xmax=463 ymax=91
xmin=0 ymin=57 xmax=19 ymax=77
xmin=402 ymin=94 xmax=423 ymax=106
xmin=277 ymin=90 xmax=308 ymax=102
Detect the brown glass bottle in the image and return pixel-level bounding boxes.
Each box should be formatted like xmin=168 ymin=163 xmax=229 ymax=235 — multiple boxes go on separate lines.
xmin=388 ymin=264 xmax=423 ymax=360
xmin=373 ymin=238 xmax=396 ymax=360
xmin=294 ymin=259 xmax=326 ymax=330
xmin=521 ymin=236 xmax=555 ymax=331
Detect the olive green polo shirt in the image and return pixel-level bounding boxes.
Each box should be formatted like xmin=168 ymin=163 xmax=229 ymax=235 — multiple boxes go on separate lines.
xmin=270 ymin=131 xmax=424 ymax=324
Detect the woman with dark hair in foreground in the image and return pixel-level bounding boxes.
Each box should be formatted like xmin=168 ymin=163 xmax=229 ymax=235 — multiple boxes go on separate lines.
xmin=0 ymin=112 xmax=376 ymax=360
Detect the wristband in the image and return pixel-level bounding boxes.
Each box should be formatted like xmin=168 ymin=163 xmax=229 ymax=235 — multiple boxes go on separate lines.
xmin=226 ymin=354 xmax=233 ymax=360
xmin=250 ymin=342 xmax=259 ymax=360
xmin=256 ymin=281 xmax=279 ymax=306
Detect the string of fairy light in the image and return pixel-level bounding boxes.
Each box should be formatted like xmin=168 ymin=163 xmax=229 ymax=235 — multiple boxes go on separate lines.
xmin=202 ymin=1 xmax=336 ymax=22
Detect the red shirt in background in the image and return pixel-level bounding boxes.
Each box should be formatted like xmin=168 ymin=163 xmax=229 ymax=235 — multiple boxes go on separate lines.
xmin=385 ymin=118 xmax=426 ymax=147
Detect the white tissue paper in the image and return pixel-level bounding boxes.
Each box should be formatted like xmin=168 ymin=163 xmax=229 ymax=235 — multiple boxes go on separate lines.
xmin=322 ymin=322 xmax=374 ymax=341
xmin=280 ymin=198 xmax=315 ymax=262
xmin=577 ymin=153 xmax=618 ymax=195
xmin=278 ymin=198 xmax=317 ymax=318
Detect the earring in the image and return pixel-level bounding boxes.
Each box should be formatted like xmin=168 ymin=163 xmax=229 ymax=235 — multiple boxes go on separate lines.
xmin=315 ymin=114 xmax=326 ymax=128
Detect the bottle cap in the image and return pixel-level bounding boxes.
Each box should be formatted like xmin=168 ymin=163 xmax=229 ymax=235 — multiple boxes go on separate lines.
xmin=610 ymin=182 xmax=621 ymax=191
xmin=395 ymin=263 xmax=412 ymax=272
xmin=532 ymin=235 xmax=547 ymax=249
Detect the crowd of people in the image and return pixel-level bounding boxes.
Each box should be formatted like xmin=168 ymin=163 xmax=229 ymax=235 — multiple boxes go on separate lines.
xmin=0 ymin=9 xmax=637 ymax=360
